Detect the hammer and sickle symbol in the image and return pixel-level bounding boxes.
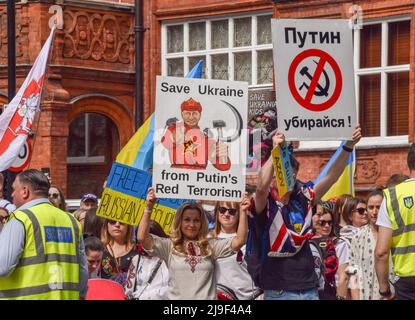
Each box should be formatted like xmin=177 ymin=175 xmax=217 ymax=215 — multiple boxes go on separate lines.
xmin=298 ymin=60 xmax=330 ymax=97
xmin=212 ymin=100 xmax=243 ymax=143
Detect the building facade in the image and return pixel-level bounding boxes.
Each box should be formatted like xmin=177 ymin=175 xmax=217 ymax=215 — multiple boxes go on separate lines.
xmin=0 ymin=0 xmax=413 ymax=199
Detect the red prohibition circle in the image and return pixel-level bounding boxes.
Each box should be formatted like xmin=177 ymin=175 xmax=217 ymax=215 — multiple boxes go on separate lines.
xmin=9 ymin=140 xmax=32 ymax=172
xmin=288 ymin=49 xmax=342 ymax=112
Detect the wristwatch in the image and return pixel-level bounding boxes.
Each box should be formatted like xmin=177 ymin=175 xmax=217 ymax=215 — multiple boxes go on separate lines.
xmin=379 ymin=288 xmax=391 ymax=297
xmin=342 ymin=144 xmax=353 ymax=152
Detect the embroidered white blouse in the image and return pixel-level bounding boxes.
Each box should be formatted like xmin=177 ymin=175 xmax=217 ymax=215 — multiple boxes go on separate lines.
xmin=146 ymin=234 xmax=234 ymax=300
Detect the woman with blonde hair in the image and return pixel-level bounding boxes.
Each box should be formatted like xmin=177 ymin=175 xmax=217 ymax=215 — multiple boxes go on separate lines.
xmin=213 ymin=200 xmax=262 ymax=300
xmin=100 ymin=219 xmax=138 ymax=285
xmin=137 ymin=187 xmax=250 ymax=300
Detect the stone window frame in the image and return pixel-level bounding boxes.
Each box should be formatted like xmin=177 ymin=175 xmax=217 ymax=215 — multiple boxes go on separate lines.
xmin=161 ymin=11 xmax=274 ymax=88
xmin=299 ymin=15 xmax=411 ymax=151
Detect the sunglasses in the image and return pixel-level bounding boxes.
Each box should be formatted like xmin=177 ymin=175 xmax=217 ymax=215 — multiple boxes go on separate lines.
xmin=108 ymin=220 xmax=125 ymax=226
xmin=354 ymin=207 xmax=368 ymax=215
xmin=48 ymin=193 xmax=59 ymax=199
xmin=218 ymin=207 xmax=237 ymax=216
xmin=319 ymin=220 xmax=333 ymax=227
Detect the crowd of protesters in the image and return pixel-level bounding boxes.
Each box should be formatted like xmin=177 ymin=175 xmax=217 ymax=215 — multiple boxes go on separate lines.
xmin=1 ymin=126 xmax=415 ymax=300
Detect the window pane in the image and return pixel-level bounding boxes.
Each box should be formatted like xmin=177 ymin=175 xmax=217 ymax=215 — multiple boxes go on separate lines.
xmin=234 ymin=52 xmax=251 ymax=84
xmin=234 ymin=17 xmax=251 ymax=47
xmin=189 ymin=22 xmax=206 ymax=51
xmin=212 ymin=54 xmax=228 ymax=80
xmin=167 ymin=58 xmax=184 ymax=77
xmin=388 ymin=20 xmax=410 ymax=66
xmin=189 ymin=56 xmax=206 ymax=78
xmin=257 ymin=15 xmax=272 ymax=45
xmin=68 ymin=114 xmax=86 ymax=157
xmin=89 ymin=113 xmax=110 ymax=157
xmin=360 ymin=24 xmax=381 ymax=68
xmin=211 ymin=20 xmax=228 ymax=49
xmin=359 ymin=74 xmax=381 ymax=137
xmin=257 ymin=50 xmax=273 ymax=84
xmin=67 ymin=114 xmax=119 ymax=199
xmin=388 ymin=72 xmax=409 ymax=136
xmin=167 ymin=25 xmax=183 ymax=53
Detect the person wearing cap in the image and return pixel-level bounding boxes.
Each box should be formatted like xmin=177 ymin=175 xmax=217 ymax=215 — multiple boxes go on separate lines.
xmin=161 ymin=97 xmax=231 ymax=171
xmin=0 ymin=169 xmax=88 ymax=300
xmin=0 ymin=199 xmax=16 ymax=233
xmin=80 ymin=193 xmax=98 ymax=210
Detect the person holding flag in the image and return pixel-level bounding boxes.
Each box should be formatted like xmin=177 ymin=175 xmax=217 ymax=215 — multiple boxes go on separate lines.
xmin=247 ymin=125 xmax=361 ymax=300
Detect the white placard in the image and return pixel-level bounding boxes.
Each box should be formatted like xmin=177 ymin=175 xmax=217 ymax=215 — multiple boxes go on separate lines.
xmin=153 ymin=76 xmax=248 ymax=201
xmin=272 ymin=19 xmax=356 ymax=140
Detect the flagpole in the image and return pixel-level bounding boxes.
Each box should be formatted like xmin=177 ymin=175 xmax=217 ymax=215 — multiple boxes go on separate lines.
xmin=7 ymin=0 xmax=16 ymax=102
xmin=135 ymin=0 xmax=144 ymax=130
xmin=3 ymin=0 xmax=16 ymax=201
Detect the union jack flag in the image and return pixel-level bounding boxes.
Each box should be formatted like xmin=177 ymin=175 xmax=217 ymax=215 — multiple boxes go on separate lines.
xmin=267 ymin=185 xmax=314 ymax=257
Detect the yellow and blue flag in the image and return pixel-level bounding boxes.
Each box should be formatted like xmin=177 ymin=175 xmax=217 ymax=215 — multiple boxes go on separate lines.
xmin=116 ymin=60 xmax=204 ymax=170
xmin=314 ymin=141 xmax=355 ymax=200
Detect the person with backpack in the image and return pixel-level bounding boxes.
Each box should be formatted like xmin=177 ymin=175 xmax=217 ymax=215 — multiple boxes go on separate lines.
xmin=248 ymin=126 xmax=361 ymax=300
xmin=310 ymin=201 xmax=339 ymax=300
xmin=124 ymin=221 xmax=169 ymax=300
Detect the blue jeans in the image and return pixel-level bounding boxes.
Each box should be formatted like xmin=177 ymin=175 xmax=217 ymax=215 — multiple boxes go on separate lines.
xmin=264 ymin=288 xmax=319 ymax=300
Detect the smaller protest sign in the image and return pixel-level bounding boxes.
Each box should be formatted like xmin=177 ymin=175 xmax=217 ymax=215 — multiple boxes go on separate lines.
xmin=247 ymin=89 xmax=277 ymax=173
xmin=272 ymin=144 xmax=295 ymax=197
xmin=96 ymin=162 xmax=188 ymax=234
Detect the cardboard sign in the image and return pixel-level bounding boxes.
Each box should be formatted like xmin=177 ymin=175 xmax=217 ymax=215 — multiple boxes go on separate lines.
xmin=153 ymin=76 xmax=248 ymax=201
xmin=247 ymin=89 xmax=277 ymax=173
xmin=271 ymin=19 xmax=356 ymax=140
xmin=96 ymin=162 xmax=188 ymax=234
xmin=272 ymin=144 xmax=295 ymax=197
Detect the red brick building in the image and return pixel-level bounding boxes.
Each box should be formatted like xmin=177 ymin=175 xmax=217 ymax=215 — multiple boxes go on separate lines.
xmin=1 ymin=0 xmax=413 ymax=200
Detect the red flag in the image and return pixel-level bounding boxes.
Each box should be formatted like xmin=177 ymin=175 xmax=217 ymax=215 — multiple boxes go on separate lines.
xmin=0 ymin=27 xmax=55 ymax=171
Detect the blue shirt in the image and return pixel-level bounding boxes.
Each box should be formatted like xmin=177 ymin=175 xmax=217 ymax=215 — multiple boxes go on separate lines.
xmin=0 ymin=198 xmax=88 ymax=298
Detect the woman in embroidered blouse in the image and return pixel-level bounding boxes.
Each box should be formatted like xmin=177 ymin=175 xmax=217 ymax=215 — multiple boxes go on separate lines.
xmin=100 ymin=219 xmax=138 ymax=285
xmin=137 ymin=188 xmax=250 ymax=300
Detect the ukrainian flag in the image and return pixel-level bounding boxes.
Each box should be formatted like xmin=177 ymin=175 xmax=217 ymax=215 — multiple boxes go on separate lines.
xmin=115 ymin=60 xmax=204 ymax=170
xmin=314 ymin=141 xmax=355 ymax=200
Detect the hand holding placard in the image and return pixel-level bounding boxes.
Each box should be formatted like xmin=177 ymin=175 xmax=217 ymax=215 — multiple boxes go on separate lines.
xmin=146 ymin=187 xmax=157 ymax=210
xmin=240 ymin=192 xmax=251 ymax=213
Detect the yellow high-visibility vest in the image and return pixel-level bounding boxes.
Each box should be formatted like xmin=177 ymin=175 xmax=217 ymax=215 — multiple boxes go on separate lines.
xmin=0 ymin=202 xmax=82 ymax=300
xmin=384 ymin=180 xmax=415 ymax=277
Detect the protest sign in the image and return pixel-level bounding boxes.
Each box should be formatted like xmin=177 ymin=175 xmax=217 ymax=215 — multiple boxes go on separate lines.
xmin=153 ymin=76 xmax=248 ymax=201
xmin=96 ymin=162 xmax=187 ymax=234
xmin=271 ymin=19 xmax=356 ymax=140
xmin=272 ymin=144 xmax=295 ymax=197
xmin=247 ymin=89 xmax=277 ymax=173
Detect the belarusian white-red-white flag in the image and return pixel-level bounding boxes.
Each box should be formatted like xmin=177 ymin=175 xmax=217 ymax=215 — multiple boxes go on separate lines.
xmin=0 ymin=27 xmax=55 ymax=171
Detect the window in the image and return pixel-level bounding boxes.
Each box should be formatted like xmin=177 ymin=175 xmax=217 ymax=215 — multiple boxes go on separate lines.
xmin=67 ymin=113 xmax=119 ymax=164
xmin=355 ymin=18 xmax=410 ymax=138
xmin=162 ymin=13 xmax=273 ymax=87
xmin=67 ymin=112 xmax=119 ymax=199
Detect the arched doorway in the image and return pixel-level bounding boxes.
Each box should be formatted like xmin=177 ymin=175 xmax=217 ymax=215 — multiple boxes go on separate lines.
xmin=67 ymin=112 xmax=119 ymax=199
